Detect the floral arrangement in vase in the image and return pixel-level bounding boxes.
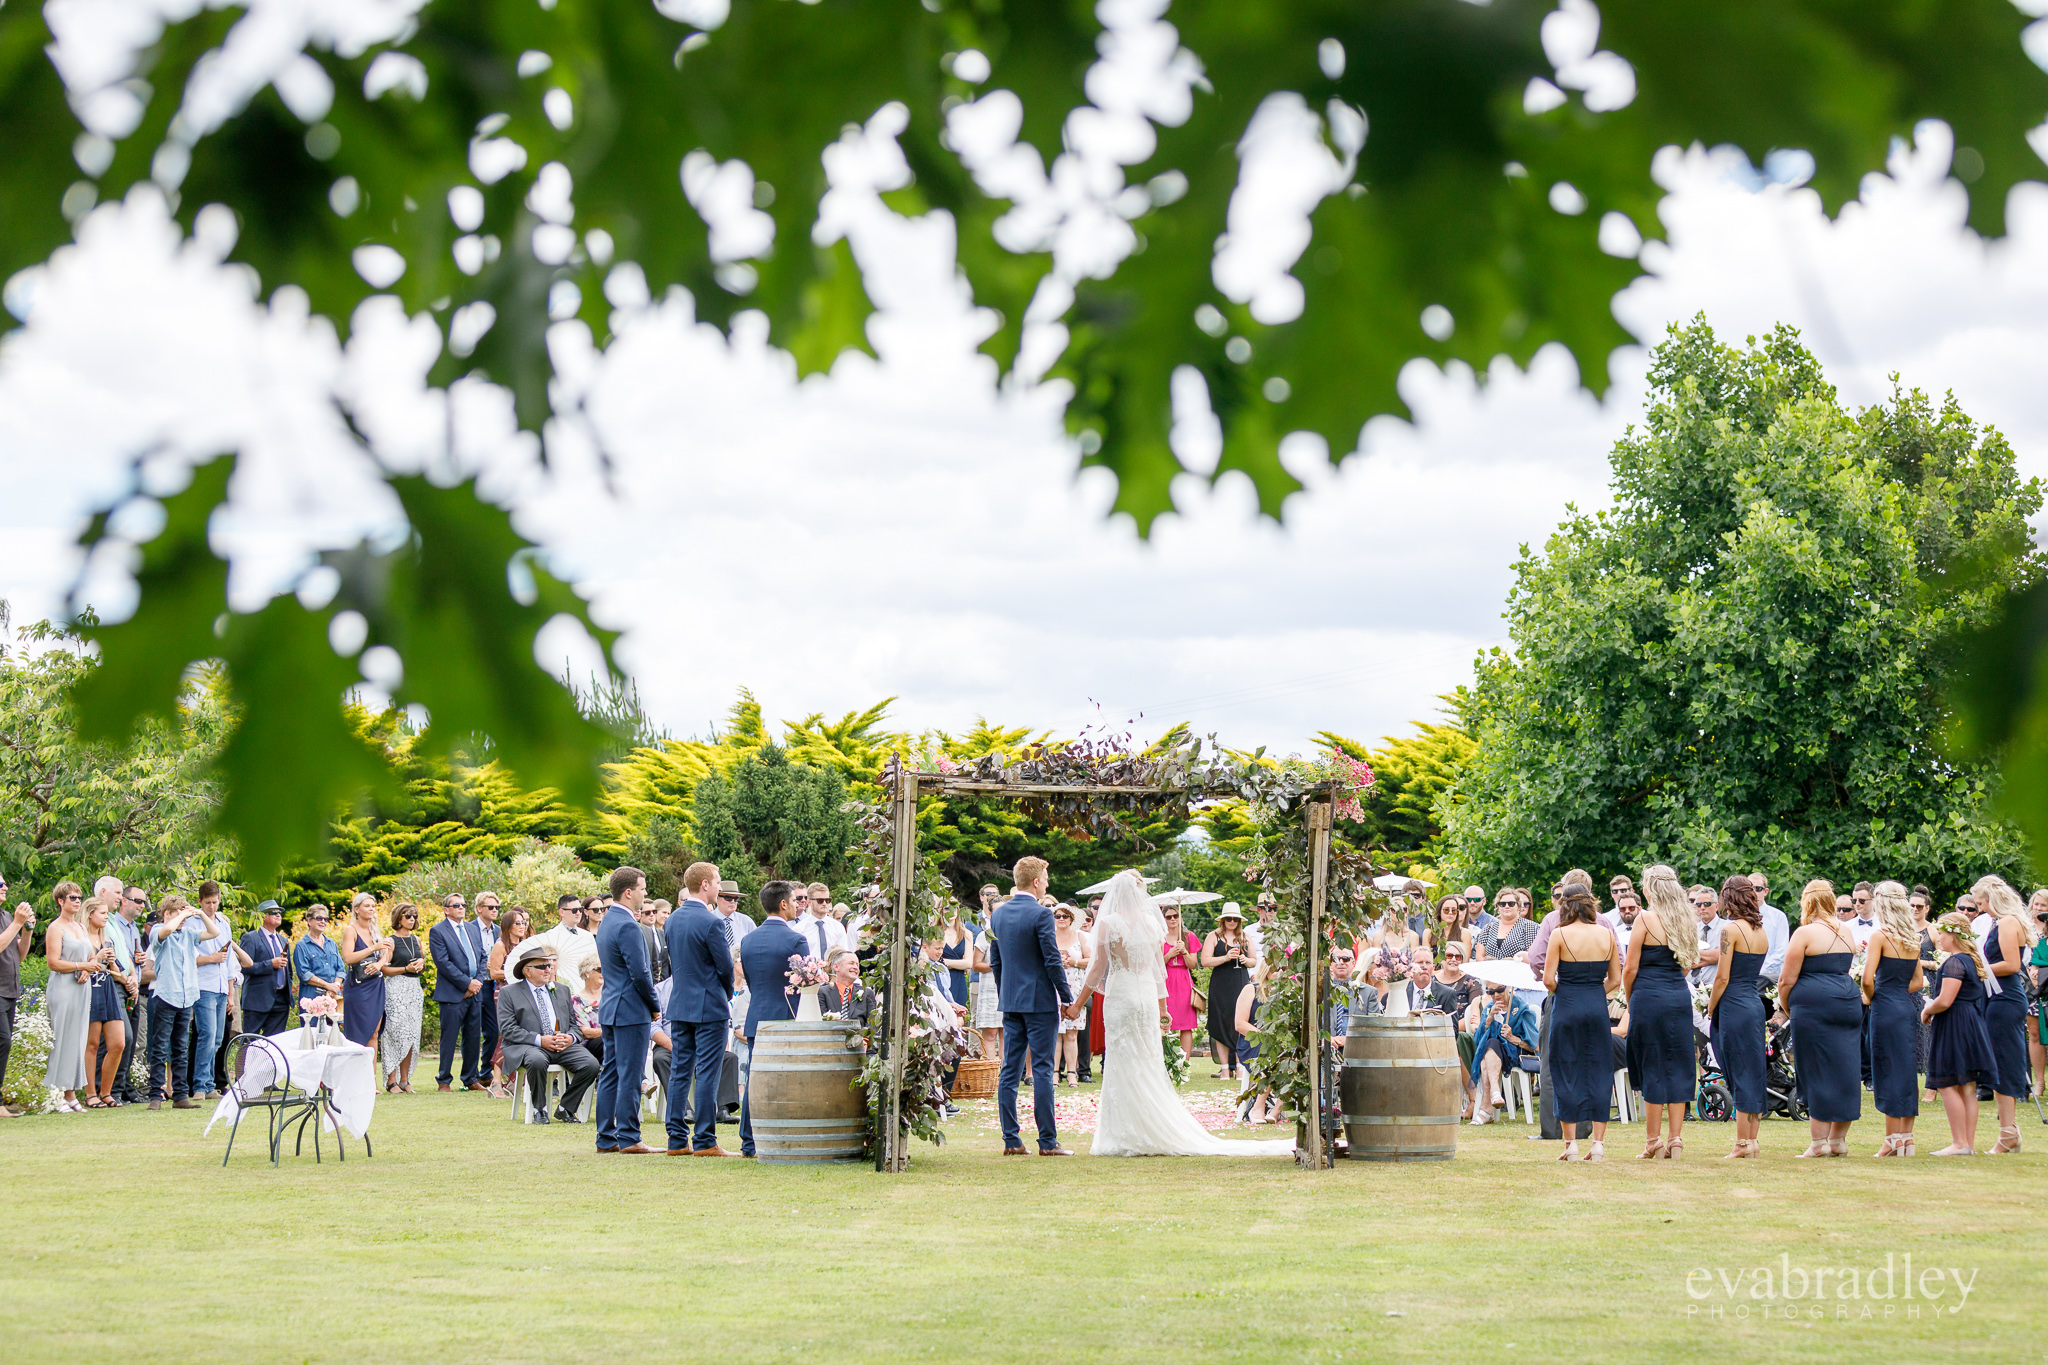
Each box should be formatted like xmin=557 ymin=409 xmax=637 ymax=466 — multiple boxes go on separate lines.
xmin=785 ymin=954 xmax=828 ymax=990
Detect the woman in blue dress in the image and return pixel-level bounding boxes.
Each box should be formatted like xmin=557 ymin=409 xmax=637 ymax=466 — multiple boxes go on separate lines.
xmin=1707 ymin=876 xmax=1770 ymax=1159
xmin=1779 ymin=879 xmax=1864 ymax=1157
xmin=1543 ymin=884 xmax=1619 ymax=1162
xmin=1922 ymin=913 xmax=1999 ymax=1156
xmin=1623 ymin=865 xmax=1699 ymax=1158
xmin=1969 ymin=875 xmax=2038 ymax=1155
xmin=1861 ymin=881 xmax=1925 ymax=1157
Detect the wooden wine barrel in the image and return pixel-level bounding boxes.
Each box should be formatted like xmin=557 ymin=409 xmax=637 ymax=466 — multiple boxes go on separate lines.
xmin=747 ymin=1020 xmax=868 ymax=1164
xmin=1341 ymin=1013 xmax=1461 ymax=1162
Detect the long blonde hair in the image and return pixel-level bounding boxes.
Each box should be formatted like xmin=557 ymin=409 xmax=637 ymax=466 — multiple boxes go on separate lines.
xmin=1798 ymin=879 xmax=1837 ymax=928
xmin=1640 ymin=865 xmax=1699 ymax=969
xmin=1872 ymin=880 xmax=1918 ymax=955
xmin=1970 ymin=874 xmax=2040 ymax=946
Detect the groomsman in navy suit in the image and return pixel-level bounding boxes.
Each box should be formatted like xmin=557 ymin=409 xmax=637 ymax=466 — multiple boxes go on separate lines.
xmin=662 ymin=861 xmax=736 ymax=1156
xmin=594 ymin=866 xmax=661 ymax=1154
xmin=736 ymin=880 xmax=805 ymax=1159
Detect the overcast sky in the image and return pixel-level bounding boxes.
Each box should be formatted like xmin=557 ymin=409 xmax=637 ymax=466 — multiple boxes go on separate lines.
xmin=3 ymin=11 xmax=2046 ymax=761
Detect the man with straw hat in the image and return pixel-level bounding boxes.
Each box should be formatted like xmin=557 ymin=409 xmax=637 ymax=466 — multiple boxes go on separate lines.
xmin=496 ymin=946 xmax=599 ymax=1124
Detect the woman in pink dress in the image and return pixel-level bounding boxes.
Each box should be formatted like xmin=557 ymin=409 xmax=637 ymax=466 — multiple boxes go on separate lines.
xmin=1161 ymin=905 xmax=1201 ymax=1065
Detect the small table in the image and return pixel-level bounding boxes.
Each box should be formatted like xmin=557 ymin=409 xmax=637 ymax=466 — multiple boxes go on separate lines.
xmin=208 ymin=1028 xmax=379 ymax=1159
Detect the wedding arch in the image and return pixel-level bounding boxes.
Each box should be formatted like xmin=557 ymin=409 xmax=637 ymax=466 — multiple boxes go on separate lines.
xmin=850 ymin=736 xmax=1384 ymax=1173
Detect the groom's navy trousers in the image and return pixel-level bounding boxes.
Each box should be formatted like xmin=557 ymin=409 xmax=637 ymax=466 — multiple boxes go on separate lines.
xmin=998 ymin=1008 xmax=1061 ymax=1150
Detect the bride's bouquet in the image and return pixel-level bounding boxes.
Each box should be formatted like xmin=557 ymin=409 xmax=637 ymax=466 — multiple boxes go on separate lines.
xmin=1162 ymin=1030 xmax=1191 ymax=1089
xmin=1689 ymin=982 xmax=1713 ymax=1016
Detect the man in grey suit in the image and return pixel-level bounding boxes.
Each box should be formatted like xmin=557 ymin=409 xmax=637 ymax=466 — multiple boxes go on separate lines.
xmin=497 ymin=948 xmax=598 ymax=1123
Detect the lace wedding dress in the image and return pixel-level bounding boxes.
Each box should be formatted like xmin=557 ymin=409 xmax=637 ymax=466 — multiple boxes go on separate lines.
xmin=1087 ymin=873 xmax=1295 ymax=1158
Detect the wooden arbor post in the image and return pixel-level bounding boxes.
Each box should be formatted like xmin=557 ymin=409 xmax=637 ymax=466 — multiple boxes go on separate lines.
xmin=882 ymin=767 xmax=919 ymax=1173
xmin=1302 ymin=797 xmax=1333 ymax=1170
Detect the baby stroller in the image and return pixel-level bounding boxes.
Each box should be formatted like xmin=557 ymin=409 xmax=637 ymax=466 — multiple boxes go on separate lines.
xmin=1762 ymin=1016 xmax=1804 ymax=1120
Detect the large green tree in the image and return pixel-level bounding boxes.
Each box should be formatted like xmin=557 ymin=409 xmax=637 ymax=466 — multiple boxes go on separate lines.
xmin=0 ymin=608 xmax=236 ymax=898
xmin=2 ymin=3 xmax=2041 ymax=869
xmin=1442 ymin=320 xmax=2040 ymax=899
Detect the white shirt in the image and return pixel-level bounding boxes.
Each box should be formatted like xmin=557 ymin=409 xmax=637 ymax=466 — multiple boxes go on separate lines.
xmin=195 ymin=911 xmax=235 ymax=994
xmin=1843 ymin=917 xmax=1875 ymax=948
xmin=1600 ymin=909 xmax=1634 ymax=955
xmin=513 ymin=923 xmax=600 ymax=987
xmin=795 ymin=911 xmax=847 ymax=960
xmin=1759 ymin=902 xmax=1790 ymax=980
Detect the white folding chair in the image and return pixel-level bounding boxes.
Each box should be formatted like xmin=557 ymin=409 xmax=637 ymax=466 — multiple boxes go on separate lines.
xmin=1613 ymin=1069 xmax=1635 ymax=1123
xmin=510 ymin=1064 xmax=566 ymax=1122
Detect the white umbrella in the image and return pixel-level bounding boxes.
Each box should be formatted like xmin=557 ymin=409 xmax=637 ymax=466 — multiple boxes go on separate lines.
xmin=1372 ymin=872 xmax=1427 ymax=892
xmin=1458 ymin=958 xmax=1548 ymax=994
xmin=1151 ymin=887 xmax=1223 ymax=906
xmin=1075 ymin=873 xmax=1159 ymax=895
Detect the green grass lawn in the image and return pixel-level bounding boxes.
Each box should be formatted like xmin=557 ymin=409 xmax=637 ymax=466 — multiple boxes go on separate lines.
xmin=0 ymin=1075 xmax=2040 ymax=1363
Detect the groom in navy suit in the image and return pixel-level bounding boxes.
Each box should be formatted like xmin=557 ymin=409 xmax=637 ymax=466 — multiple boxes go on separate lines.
xmin=989 ymin=856 xmax=1073 ymax=1155
xmin=736 ymin=880 xmax=805 ymax=1159
xmin=594 ymin=866 xmax=661 ymax=1154
xmin=662 ymin=861 xmax=736 ymax=1156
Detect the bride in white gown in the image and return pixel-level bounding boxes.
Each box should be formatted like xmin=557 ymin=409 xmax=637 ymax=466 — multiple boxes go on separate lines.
xmin=1070 ymin=871 xmax=1296 ymax=1157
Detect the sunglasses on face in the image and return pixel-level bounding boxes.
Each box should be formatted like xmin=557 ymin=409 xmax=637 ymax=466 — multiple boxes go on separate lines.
xmin=717 ymin=895 xmax=738 ymax=903
xmin=59 ymin=893 xmax=82 ymax=903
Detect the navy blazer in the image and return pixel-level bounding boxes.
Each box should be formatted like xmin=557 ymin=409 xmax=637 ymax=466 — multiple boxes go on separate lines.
xmin=739 ymin=917 xmax=805 ymax=1039
xmin=988 ymin=893 xmax=1071 ymax=1015
xmin=664 ymin=898 xmax=735 ymax=1024
xmin=597 ymin=906 xmax=660 ymax=1026
xmin=429 ymin=918 xmax=489 ymax=1005
xmin=237 ymin=926 xmax=292 ymax=1012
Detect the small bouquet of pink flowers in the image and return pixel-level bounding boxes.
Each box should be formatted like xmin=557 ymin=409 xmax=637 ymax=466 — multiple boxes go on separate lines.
xmin=300 ymin=994 xmax=340 ymax=1021
xmin=786 ymin=954 xmax=828 ymax=990
xmin=1370 ymin=944 xmax=1412 ymax=982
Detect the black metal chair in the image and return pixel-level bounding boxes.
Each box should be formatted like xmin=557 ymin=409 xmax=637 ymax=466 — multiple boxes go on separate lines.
xmin=220 ymin=1034 xmax=314 ymax=1167
xmin=285 ymin=1076 xmax=372 ymax=1162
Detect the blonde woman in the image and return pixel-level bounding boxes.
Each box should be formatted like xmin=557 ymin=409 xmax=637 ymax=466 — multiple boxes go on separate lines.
xmin=1921 ymin=913 xmax=1999 ymax=1155
xmin=1968 ymin=875 xmax=2038 ymax=1154
xmin=42 ymin=882 xmax=95 ymax=1112
xmin=1544 ymin=884 xmax=1619 ymax=1162
xmin=338 ymin=892 xmax=390 ymax=1049
xmin=1862 ymin=881 xmax=1925 ymax=1156
xmin=1779 ymin=879 xmax=1862 ymax=1157
xmin=83 ymin=896 xmax=134 ymax=1108
xmin=1621 ymin=866 xmax=1699 ymax=1158
xmin=1232 ymin=960 xmax=1280 ymax=1124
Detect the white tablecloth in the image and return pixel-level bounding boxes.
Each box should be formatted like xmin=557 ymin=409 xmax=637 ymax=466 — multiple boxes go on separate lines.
xmin=205 ymin=1027 xmax=379 ymax=1140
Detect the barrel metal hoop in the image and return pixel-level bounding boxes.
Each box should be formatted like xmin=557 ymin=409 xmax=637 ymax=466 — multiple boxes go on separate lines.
xmin=754 ymin=1117 xmax=866 ymax=1127
xmin=1342 ymin=1113 xmax=1463 ymax=1125
xmin=1343 ymin=1057 xmax=1455 ymax=1070
xmin=753 ymin=1062 xmax=866 ymax=1072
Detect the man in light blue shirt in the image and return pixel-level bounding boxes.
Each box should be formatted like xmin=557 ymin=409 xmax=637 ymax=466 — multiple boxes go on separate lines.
xmin=147 ymin=893 xmax=216 ymax=1110
xmin=1748 ymin=872 xmax=1791 ymax=984
xmin=192 ymin=880 xmax=245 ymax=1099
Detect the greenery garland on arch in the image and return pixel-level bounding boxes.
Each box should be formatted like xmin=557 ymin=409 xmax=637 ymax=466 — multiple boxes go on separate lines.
xmin=848 ymin=731 xmax=1384 ymax=1163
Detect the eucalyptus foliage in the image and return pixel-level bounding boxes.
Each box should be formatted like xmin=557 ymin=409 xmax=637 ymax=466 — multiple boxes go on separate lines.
xmin=3 ymin=1 xmax=2041 ymax=873
xmin=1443 ymin=320 xmax=2040 ymax=899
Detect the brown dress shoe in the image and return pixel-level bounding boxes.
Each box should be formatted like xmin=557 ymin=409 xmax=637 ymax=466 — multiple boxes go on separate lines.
xmin=1037 ymin=1146 xmax=1074 ymax=1156
xmin=148 ymin=1099 xmax=163 ymax=1111
xmin=693 ymin=1146 xmax=731 ymax=1157
xmin=665 ymin=1148 xmax=694 ymax=1156
xmin=1002 ymin=1146 xmax=1029 ymax=1156
xmin=172 ymin=1098 xmax=198 ymax=1110
xmin=595 ymin=1147 xmax=619 ymax=1154
xmin=464 ymin=1081 xmax=489 ymax=1091
xmin=438 ymin=1083 xmax=451 ymax=1092
xmin=616 ymin=1142 xmax=656 ymax=1154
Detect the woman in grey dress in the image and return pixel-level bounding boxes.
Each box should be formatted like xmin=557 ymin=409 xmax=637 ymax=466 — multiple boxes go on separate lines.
xmin=380 ymin=903 xmax=426 ymax=1091
xmin=42 ymin=880 xmax=96 ymax=1111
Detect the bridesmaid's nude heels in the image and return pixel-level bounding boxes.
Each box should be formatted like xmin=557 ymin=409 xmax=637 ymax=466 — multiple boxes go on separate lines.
xmin=1585 ymin=1140 xmax=1605 ymax=1162
xmin=1662 ymin=1137 xmax=1683 ymax=1159
xmin=1874 ymin=1135 xmax=1912 ymax=1158
xmin=1991 ymin=1126 xmax=2021 ymax=1154
xmin=1723 ymin=1138 xmax=1758 ymax=1159
xmin=1558 ymin=1140 xmax=1581 ymax=1161
xmin=1637 ymin=1137 xmax=1666 ymax=1159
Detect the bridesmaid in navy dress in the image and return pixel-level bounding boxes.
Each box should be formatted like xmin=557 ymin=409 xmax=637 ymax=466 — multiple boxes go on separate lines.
xmin=1623 ymin=866 xmax=1700 ymax=1159
xmin=1922 ymin=913 xmax=1998 ymax=1156
xmin=1779 ymin=879 xmax=1863 ymax=1158
xmin=1543 ymin=884 xmax=1621 ymax=1162
xmin=1707 ymin=876 xmax=1770 ymax=1159
xmin=1861 ymin=881 xmax=1925 ymax=1157
xmin=1969 ymin=875 xmax=2037 ymax=1155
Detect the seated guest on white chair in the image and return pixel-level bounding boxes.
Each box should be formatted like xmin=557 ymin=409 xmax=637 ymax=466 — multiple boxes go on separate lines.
xmin=497 ymin=948 xmax=598 ymax=1124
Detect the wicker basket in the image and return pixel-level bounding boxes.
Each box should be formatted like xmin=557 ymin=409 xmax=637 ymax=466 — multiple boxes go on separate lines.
xmin=951 ymin=1058 xmax=1000 ymax=1101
